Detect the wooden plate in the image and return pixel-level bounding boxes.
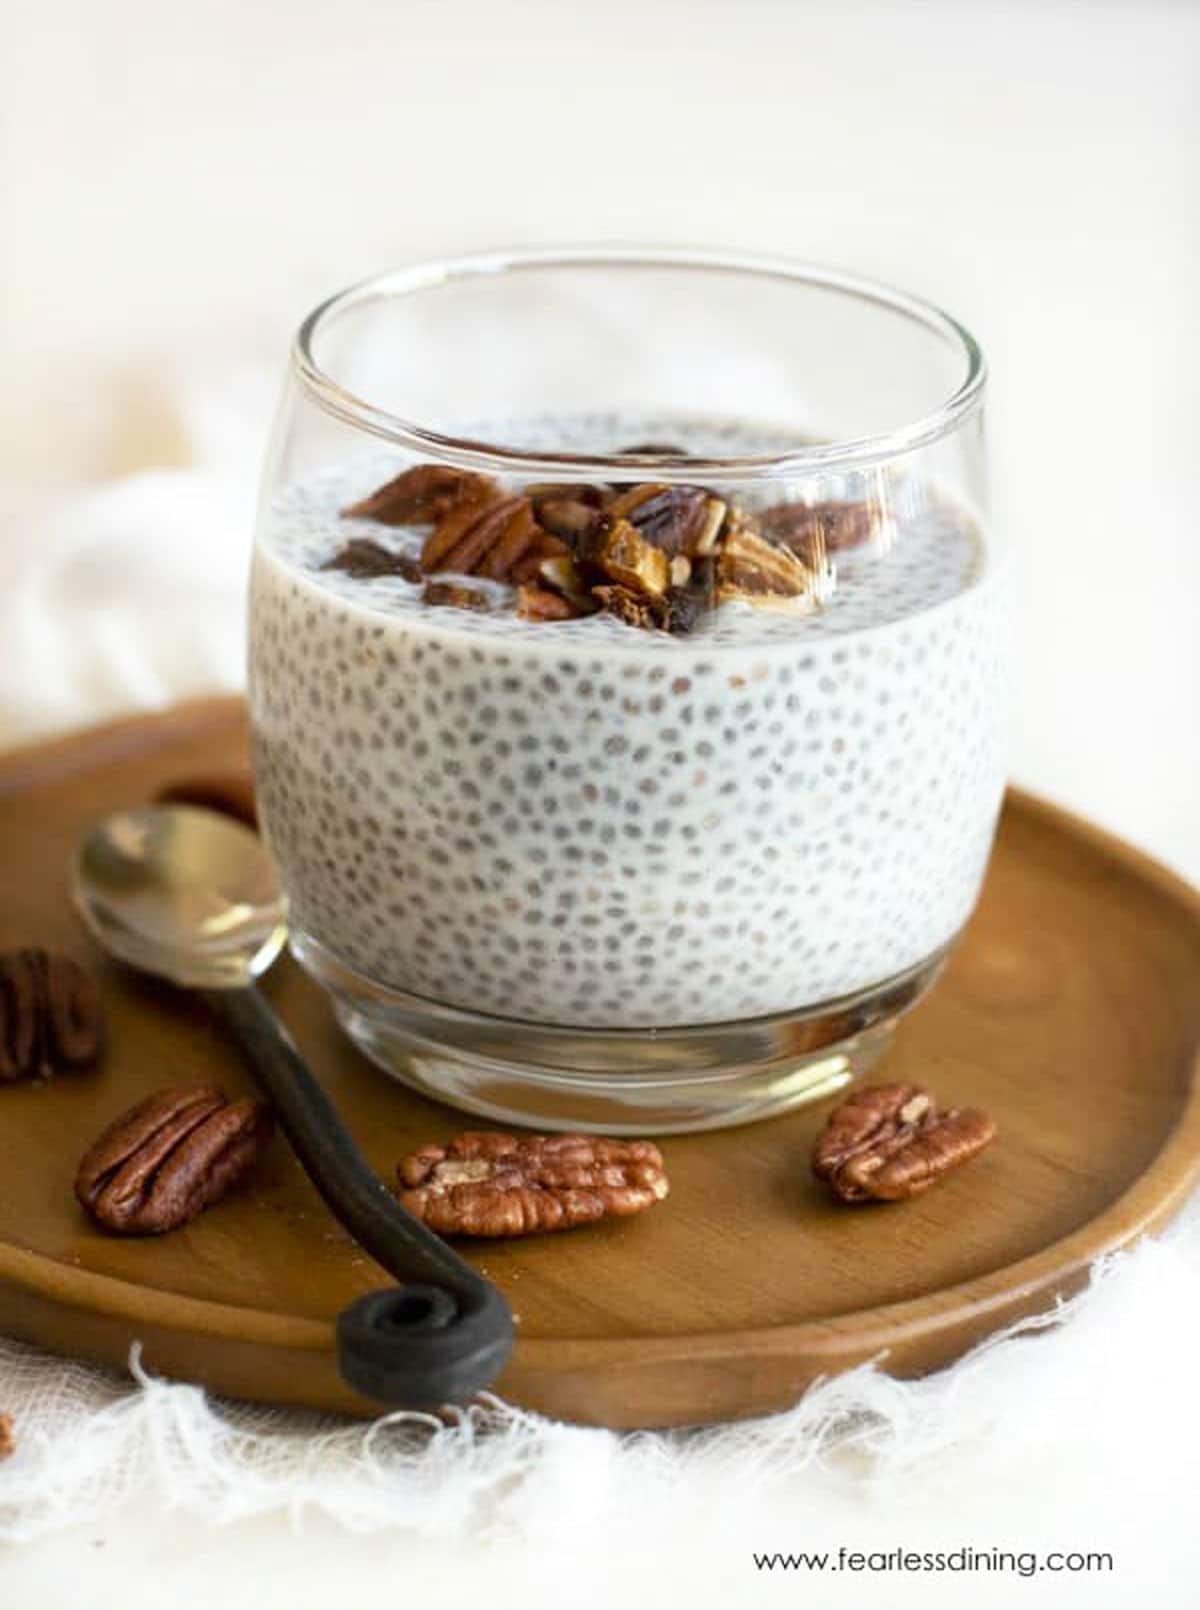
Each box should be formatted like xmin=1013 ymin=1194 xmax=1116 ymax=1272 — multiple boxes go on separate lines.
xmin=1 ymin=698 xmax=1198 ymax=1428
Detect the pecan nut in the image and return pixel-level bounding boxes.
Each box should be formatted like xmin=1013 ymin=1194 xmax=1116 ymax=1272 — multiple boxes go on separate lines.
xmin=0 ymin=949 xmax=105 ymax=1084
xmin=75 ymin=1083 xmax=273 ymax=1234
xmin=812 ymin=1083 xmax=996 ymax=1203
xmin=397 ymin=1131 xmax=669 ymax=1237
xmin=342 ymin=464 xmax=496 ymax=525
xmin=156 ymin=771 xmax=258 ymax=829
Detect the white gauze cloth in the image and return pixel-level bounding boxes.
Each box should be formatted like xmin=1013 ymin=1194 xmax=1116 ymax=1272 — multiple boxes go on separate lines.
xmin=0 ymin=376 xmax=1196 ymax=1608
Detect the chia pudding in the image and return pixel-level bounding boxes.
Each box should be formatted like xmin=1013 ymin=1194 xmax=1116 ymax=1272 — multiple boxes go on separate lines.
xmin=248 ymin=414 xmax=1005 ymax=1030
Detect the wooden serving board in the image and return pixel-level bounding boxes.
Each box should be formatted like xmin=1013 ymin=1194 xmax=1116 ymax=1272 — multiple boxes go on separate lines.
xmin=1 ymin=698 xmax=1198 ymax=1429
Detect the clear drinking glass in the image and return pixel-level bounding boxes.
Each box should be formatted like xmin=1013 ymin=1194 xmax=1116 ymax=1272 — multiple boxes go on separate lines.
xmin=248 ymin=247 xmax=1004 ymax=1133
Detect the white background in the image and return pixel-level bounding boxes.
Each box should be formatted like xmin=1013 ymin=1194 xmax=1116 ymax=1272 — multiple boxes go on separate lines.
xmin=1 ymin=1 xmax=1198 ymax=1602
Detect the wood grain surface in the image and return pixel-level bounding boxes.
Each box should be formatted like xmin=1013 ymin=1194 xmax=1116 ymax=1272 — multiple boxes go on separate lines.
xmin=1 ymin=698 xmax=1198 ymax=1428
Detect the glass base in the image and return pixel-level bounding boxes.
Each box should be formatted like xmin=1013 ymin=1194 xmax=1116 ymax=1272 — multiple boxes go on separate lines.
xmin=293 ymin=930 xmax=951 ymax=1134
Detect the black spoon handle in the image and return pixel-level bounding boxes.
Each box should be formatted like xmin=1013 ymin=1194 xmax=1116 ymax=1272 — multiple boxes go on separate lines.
xmin=205 ymin=983 xmax=513 ymax=1410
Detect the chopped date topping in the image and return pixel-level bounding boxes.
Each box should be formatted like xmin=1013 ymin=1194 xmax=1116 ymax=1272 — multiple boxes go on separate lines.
xmin=609 ymin=484 xmax=726 ymax=557
xmin=763 ymin=498 xmax=888 ymax=556
xmin=321 ymin=539 xmax=423 ymax=584
xmin=592 ymin=584 xmax=669 ymax=633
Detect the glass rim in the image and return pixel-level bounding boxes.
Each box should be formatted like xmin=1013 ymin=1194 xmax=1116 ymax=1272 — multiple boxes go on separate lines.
xmin=292 ymin=245 xmax=987 ymax=483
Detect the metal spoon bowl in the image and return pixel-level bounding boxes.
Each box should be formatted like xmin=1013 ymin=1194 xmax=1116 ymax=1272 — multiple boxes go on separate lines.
xmin=72 ymin=804 xmax=513 ymax=1409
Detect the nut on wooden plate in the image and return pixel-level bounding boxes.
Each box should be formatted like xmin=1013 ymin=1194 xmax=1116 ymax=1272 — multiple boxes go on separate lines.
xmin=0 ymin=948 xmax=105 ymax=1084
xmin=813 ymin=1083 xmax=997 ymax=1203
xmin=76 ymin=1083 xmax=274 ymax=1235
xmin=397 ymin=1131 xmax=670 ymax=1237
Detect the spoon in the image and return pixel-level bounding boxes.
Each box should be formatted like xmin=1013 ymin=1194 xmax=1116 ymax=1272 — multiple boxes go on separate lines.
xmin=72 ymin=804 xmax=514 ymax=1410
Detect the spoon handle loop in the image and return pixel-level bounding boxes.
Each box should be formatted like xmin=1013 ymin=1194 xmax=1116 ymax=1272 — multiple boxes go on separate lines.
xmin=206 ymin=984 xmax=513 ymax=1409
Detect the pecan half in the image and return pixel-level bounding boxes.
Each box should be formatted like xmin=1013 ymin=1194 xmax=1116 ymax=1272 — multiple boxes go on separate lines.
xmin=418 ymin=493 xmax=546 ymax=583
xmin=75 ymin=1083 xmax=274 ymax=1234
xmin=422 ymin=581 xmax=491 ymax=612
xmin=157 ymin=771 xmax=258 ymax=829
xmin=342 ymin=464 xmax=496 ymax=525
xmin=812 ymin=1083 xmax=996 ymax=1203
xmin=0 ymin=1413 xmax=12 ymax=1460
xmin=321 ymin=538 xmax=423 ymax=583
xmin=0 ymin=950 xmax=105 ymax=1084
xmin=397 ymin=1131 xmax=669 ymax=1237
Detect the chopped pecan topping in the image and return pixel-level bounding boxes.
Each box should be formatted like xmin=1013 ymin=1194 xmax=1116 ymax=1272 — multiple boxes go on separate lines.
xmin=518 ymin=584 xmax=578 ymax=621
xmin=526 ymin=482 xmax=609 ymax=512
xmin=0 ymin=1412 xmax=13 ymax=1460
xmin=343 ymin=464 xmax=496 ymax=525
xmin=763 ymin=498 xmax=887 ymax=556
xmin=321 ymin=539 xmax=423 ymax=583
xmin=534 ymin=556 xmax=597 ymax=612
xmin=422 ymin=581 xmax=491 ymax=612
xmin=434 ymin=495 xmax=527 ymax=574
xmin=812 ymin=1083 xmax=996 ymax=1202
xmin=76 ymin=1083 xmax=274 ymax=1234
xmin=327 ymin=458 xmax=855 ymax=633
xmin=417 ymin=493 xmax=546 ymax=583
xmin=534 ymin=496 xmax=605 ymax=545
xmin=576 ymin=515 xmax=671 ymax=598
xmin=475 ymin=501 xmax=538 ymax=579
xmin=0 ymin=949 xmax=105 ymax=1084
xmin=509 ymin=532 xmax=569 ymax=585
xmin=716 ymin=514 xmax=817 ymax=614
xmin=397 ymin=1131 xmax=669 ymax=1237
xmin=417 ymin=491 xmax=503 ymax=571
xmin=609 ymin=484 xmax=726 ymax=557
xmin=156 ymin=771 xmax=258 ymax=829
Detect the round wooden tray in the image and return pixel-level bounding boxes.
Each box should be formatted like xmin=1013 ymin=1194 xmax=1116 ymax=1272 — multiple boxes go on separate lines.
xmin=1 ymin=698 xmax=1198 ymax=1428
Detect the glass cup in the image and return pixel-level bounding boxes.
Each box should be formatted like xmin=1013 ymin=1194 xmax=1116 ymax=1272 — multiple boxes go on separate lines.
xmin=248 ymin=247 xmax=1004 ymax=1133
